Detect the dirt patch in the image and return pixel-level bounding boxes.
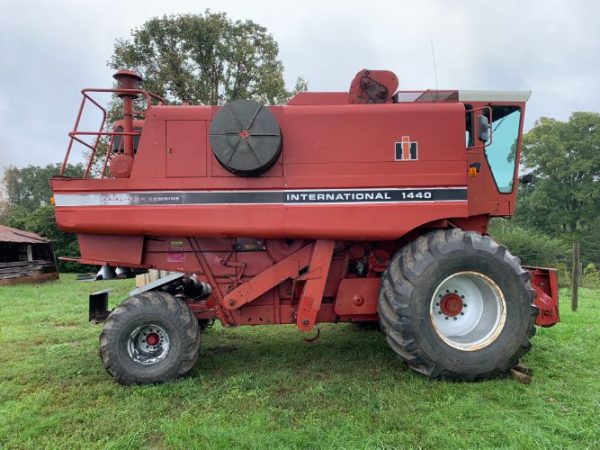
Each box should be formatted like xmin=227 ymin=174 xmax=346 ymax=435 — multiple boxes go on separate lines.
xmin=147 ymin=433 xmax=166 ymax=450
xmin=294 ymin=369 xmax=332 ymax=380
xmin=52 ymin=323 xmax=80 ymax=329
xmin=272 ymin=385 xmax=299 ymax=396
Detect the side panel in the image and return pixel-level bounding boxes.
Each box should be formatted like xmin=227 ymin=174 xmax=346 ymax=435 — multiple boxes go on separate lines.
xmin=334 ymin=278 xmax=380 ymax=315
xmin=54 ymin=200 xmax=467 ymax=240
xmin=78 ymin=234 xmax=144 ymax=266
xmin=129 ymin=114 xmax=166 ymax=178
xmin=53 ymin=102 xmax=471 ymax=240
xmin=166 ymin=121 xmax=207 ymax=177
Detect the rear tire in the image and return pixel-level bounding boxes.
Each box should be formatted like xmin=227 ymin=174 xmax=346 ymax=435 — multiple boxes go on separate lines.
xmin=378 ymin=229 xmax=537 ymax=381
xmin=99 ymin=291 xmax=201 ymax=385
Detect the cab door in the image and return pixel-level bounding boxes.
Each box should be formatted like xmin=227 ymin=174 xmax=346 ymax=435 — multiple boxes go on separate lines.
xmin=467 ymin=103 xmax=525 ymax=216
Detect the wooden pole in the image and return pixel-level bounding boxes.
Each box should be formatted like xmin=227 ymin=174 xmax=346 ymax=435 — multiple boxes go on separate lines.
xmin=571 ymin=242 xmax=580 ymax=312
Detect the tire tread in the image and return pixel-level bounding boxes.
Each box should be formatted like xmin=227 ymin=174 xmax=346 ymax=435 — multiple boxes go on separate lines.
xmin=99 ymin=291 xmax=201 ymax=385
xmin=378 ymin=229 xmax=537 ymax=381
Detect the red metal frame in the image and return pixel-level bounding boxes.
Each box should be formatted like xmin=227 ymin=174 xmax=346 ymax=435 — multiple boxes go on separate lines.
xmin=51 ymin=70 xmax=560 ymax=330
xmin=295 ymin=240 xmax=335 ymax=331
xmin=60 ymin=88 xmax=165 ymax=178
xmin=526 ymin=266 xmax=560 ymax=327
xmin=223 ymin=243 xmax=314 ymax=311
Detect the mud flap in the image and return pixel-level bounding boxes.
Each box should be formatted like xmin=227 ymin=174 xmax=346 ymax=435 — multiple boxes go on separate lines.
xmin=525 ymin=266 xmax=560 ymax=327
xmin=89 ymin=289 xmax=112 ymax=323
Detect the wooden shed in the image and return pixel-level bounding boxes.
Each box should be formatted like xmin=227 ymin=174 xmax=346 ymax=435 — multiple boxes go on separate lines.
xmin=0 ymin=225 xmax=59 ymax=285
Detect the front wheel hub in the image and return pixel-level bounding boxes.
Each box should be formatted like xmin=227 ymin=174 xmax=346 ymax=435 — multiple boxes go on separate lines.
xmin=145 ymin=332 xmax=160 ymax=346
xmin=127 ymin=324 xmax=171 ymax=365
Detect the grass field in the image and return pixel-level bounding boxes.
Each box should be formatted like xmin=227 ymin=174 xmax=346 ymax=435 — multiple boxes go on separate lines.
xmin=1 ymin=274 xmax=599 ymax=449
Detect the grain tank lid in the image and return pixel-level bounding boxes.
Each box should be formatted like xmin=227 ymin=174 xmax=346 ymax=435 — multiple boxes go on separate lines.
xmin=458 ymin=90 xmax=532 ymax=102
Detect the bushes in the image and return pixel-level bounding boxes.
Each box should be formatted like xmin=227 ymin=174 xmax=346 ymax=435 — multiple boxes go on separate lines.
xmin=488 ymin=220 xmax=569 ymax=267
xmin=488 ymin=220 xmax=600 ymax=289
xmin=583 ymin=263 xmax=600 ymax=289
xmin=488 ymin=220 xmax=571 ymax=287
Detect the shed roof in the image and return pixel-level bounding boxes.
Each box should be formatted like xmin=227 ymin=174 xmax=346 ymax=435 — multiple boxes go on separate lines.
xmin=0 ymin=224 xmax=49 ymax=244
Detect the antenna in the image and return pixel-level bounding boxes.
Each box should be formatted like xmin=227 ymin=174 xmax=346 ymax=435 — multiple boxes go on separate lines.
xmin=430 ymin=39 xmax=439 ymax=92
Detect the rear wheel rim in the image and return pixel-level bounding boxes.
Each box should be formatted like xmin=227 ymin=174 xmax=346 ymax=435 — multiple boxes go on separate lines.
xmin=127 ymin=324 xmax=171 ymax=365
xmin=430 ymin=271 xmax=506 ymax=351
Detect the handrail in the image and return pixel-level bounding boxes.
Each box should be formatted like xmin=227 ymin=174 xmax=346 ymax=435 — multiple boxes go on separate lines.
xmin=60 ymin=88 xmax=166 ymax=178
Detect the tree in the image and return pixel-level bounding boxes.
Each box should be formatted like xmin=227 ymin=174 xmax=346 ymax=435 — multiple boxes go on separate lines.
xmin=516 ymin=112 xmax=600 ymax=238
xmin=109 ymin=12 xmax=306 ymax=106
xmin=1 ymin=164 xmax=89 ymax=272
xmin=2 ymin=163 xmax=83 ymax=212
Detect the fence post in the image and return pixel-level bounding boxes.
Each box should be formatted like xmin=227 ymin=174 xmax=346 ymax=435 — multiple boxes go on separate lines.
xmin=571 ymin=242 xmax=580 ymax=312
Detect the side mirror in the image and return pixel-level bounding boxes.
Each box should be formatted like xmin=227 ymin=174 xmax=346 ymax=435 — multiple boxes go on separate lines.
xmin=518 ymin=173 xmax=534 ymax=184
xmin=478 ymin=114 xmax=491 ymax=142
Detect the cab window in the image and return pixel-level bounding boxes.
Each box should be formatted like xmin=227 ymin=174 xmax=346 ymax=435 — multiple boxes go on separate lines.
xmin=465 ymin=105 xmax=474 ymax=147
xmin=485 ymin=106 xmax=521 ymax=193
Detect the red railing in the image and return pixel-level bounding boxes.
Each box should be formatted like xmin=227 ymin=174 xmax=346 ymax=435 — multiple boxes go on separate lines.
xmin=60 ymin=88 xmax=166 ymax=178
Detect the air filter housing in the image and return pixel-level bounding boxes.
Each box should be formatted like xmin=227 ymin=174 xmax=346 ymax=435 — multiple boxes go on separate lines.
xmin=209 ymin=99 xmax=282 ymax=176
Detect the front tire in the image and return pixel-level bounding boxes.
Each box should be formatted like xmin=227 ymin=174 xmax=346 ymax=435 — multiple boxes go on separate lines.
xmin=378 ymin=229 xmax=537 ymax=381
xmin=99 ymin=291 xmax=201 ymax=385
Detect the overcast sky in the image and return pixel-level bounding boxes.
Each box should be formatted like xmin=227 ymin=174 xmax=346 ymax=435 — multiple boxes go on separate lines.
xmin=1 ymin=0 xmax=599 ymax=171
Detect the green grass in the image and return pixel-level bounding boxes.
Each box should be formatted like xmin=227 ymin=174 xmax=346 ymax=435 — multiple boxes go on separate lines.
xmin=1 ymin=275 xmax=599 ymax=449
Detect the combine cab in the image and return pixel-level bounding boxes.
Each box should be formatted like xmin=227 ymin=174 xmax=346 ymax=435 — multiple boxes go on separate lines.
xmin=51 ymin=69 xmax=559 ymax=384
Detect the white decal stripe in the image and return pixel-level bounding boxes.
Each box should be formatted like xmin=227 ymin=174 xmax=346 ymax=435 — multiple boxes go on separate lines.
xmin=54 ymin=187 xmax=468 ymax=207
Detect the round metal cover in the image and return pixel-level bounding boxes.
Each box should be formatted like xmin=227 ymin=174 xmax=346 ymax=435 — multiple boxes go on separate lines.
xmin=209 ymin=99 xmax=282 ymax=176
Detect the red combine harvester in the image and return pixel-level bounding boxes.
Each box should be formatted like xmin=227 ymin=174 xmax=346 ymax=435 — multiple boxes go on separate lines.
xmin=51 ymin=69 xmax=559 ymax=385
